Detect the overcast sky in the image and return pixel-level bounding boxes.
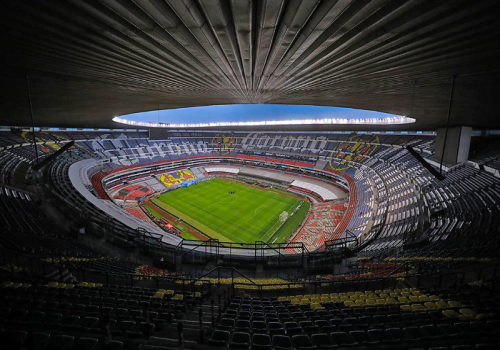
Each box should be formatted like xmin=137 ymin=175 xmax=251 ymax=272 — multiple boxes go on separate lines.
xmin=123 ymin=104 xmax=399 ymax=124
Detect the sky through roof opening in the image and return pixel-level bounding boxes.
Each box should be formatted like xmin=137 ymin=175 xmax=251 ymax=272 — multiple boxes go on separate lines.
xmin=115 ymin=104 xmax=414 ymax=128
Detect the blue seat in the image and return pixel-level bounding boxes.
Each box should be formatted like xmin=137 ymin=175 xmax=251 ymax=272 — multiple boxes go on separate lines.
xmin=208 ymin=330 xmax=230 ymax=347
xmin=272 ymin=335 xmax=293 ymax=350
xmin=311 ymin=333 xmax=335 ymax=349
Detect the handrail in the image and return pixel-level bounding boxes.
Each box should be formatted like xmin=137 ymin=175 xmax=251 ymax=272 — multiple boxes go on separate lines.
xmin=179 ymin=238 xmax=220 ymax=257
xmin=196 ymin=266 xmax=257 ymax=286
xmin=388 ymin=262 xmax=409 ymax=277
xmin=322 ymin=231 xmax=358 ymax=251
xmin=56 ymin=249 xmax=79 ymax=271
xmin=4 ymin=247 xmax=499 ymax=292
xmin=254 ymin=241 xmax=304 ymax=260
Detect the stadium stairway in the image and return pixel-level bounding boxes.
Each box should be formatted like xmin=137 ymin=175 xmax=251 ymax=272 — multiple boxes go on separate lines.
xmin=314 ymin=159 xmax=329 ymax=170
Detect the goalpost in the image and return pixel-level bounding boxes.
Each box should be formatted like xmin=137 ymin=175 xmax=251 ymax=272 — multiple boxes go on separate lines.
xmin=279 ymin=211 xmax=289 ymax=223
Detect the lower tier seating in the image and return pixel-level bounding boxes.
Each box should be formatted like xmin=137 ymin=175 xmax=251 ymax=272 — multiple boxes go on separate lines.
xmin=208 ymin=287 xmax=500 ymax=350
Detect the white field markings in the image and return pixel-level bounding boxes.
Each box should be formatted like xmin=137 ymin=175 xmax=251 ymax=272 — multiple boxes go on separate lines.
xmin=244 ymin=200 xmax=276 ymax=229
xmin=189 ymin=180 xmax=241 ymax=216
xmin=175 ymin=190 xmax=245 ymax=243
xmin=259 ymin=198 xmax=301 ymax=243
xmin=191 ymin=191 xmax=236 ymax=216
xmin=261 ymin=200 xmax=299 ymax=242
xmin=173 ymin=180 xmax=258 ymax=242
xmin=243 ymin=189 xmax=294 ymax=231
xmin=164 ymin=179 xmax=299 ymax=243
xmin=238 ymin=187 xmax=301 ymax=241
xmin=200 ymin=181 xmax=292 ymax=241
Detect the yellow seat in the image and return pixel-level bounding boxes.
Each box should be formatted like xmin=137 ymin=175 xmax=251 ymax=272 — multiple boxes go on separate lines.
xmin=47 ymin=281 xmax=59 ymax=288
xmin=311 ymin=303 xmax=325 ymax=310
xmin=386 ymin=298 xmax=397 ymax=304
xmin=94 ymin=283 xmax=103 ymax=288
xmin=0 ymin=281 xmax=13 ymax=288
xmin=409 ymin=296 xmax=420 ymax=302
xmin=152 ymin=292 xmax=164 ymax=299
xmin=442 ymin=310 xmax=460 ymax=319
xmin=411 ymin=304 xmax=426 ymax=311
xmin=301 ymin=298 xmax=310 ymax=305
xmin=344 ymin=301 xmax=355 ymax=307
xmin=428 ymin=295 xmax=440 ymax=301
xmin=278 ymin=296 xmax=287 ymax=302
xmin=321 ymin=297 xmax=330 ymax=302
xmin=458 ymin=309 xmax=476 ymax=321
xmin=172 ymin=294 xmax=183 ymax=301
xmin=424 ymin=302 xmax=438 ymax=309
xmin=86 ymin=283 xmax=95 ymax=288
xmin=20 ymin=283 xmax=31 ymax=289
xmin=64 ymin=284 xmax=75 ymax=289
xmin=291 ymin=298 xmax=301 ymax=305
xmin=418 ymin=295 xmax=430 ymax=302
xmin=194 ymin=292 xmax=201 ymax=298
xmin=365 ymin=299 xmax=376 ymax=306
xmin=355 ymin=300 xmax=366 ymax=306
xmin=448 ymin=300 xmax=462 ymax=308
xmin=436 ymin=300 xmax=449 ymax=309
xmin=475 ymin=313 xmax=492 ymax=320
xmin=400 ymin=305 xmax=412 ymax=312
xmin=375 ymin=299 xmax=386 ymax=305
xmin=459 ymin=309 xmax=476 ymax=317
xmin=165 ymin=290 xmax=175 ymax=296
xmin=398 ymin=297 xmax=410 ymax=304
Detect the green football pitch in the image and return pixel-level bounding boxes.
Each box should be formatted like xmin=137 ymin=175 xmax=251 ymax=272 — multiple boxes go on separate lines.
xmin=148 ymin=178 xmax=309 ymax=244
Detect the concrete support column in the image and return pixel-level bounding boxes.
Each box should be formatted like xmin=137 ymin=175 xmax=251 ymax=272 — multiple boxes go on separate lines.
xmin=433 ymin=126 xmax=472 ymax=166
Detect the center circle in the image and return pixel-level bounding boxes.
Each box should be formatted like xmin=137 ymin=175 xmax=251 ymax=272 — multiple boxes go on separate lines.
xmin=215 ymin=193 xmax=238 ymax=203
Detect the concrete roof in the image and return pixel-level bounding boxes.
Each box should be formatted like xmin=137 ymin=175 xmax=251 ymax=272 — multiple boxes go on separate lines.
xmin=1 ymin=0 xmax=499 ymax=131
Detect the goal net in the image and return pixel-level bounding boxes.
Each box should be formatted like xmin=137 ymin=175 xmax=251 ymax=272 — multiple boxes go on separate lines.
xmin=279 ymin=211 xmax=289 ymax=223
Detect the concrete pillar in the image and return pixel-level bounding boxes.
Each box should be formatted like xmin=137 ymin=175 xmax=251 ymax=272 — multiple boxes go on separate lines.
xmin=433 ymin=126 xmax=472 ymax=166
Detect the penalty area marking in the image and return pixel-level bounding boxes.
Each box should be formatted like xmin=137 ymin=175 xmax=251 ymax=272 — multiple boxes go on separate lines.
xmin=260 ymin=199 xmax=301 ymax=243
xmin=163 ymin=179 xmax=301 ymax=244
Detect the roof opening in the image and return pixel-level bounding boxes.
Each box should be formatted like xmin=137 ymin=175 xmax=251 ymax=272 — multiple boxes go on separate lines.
xmin=113 ymin=104 xmax=414 ymax=128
